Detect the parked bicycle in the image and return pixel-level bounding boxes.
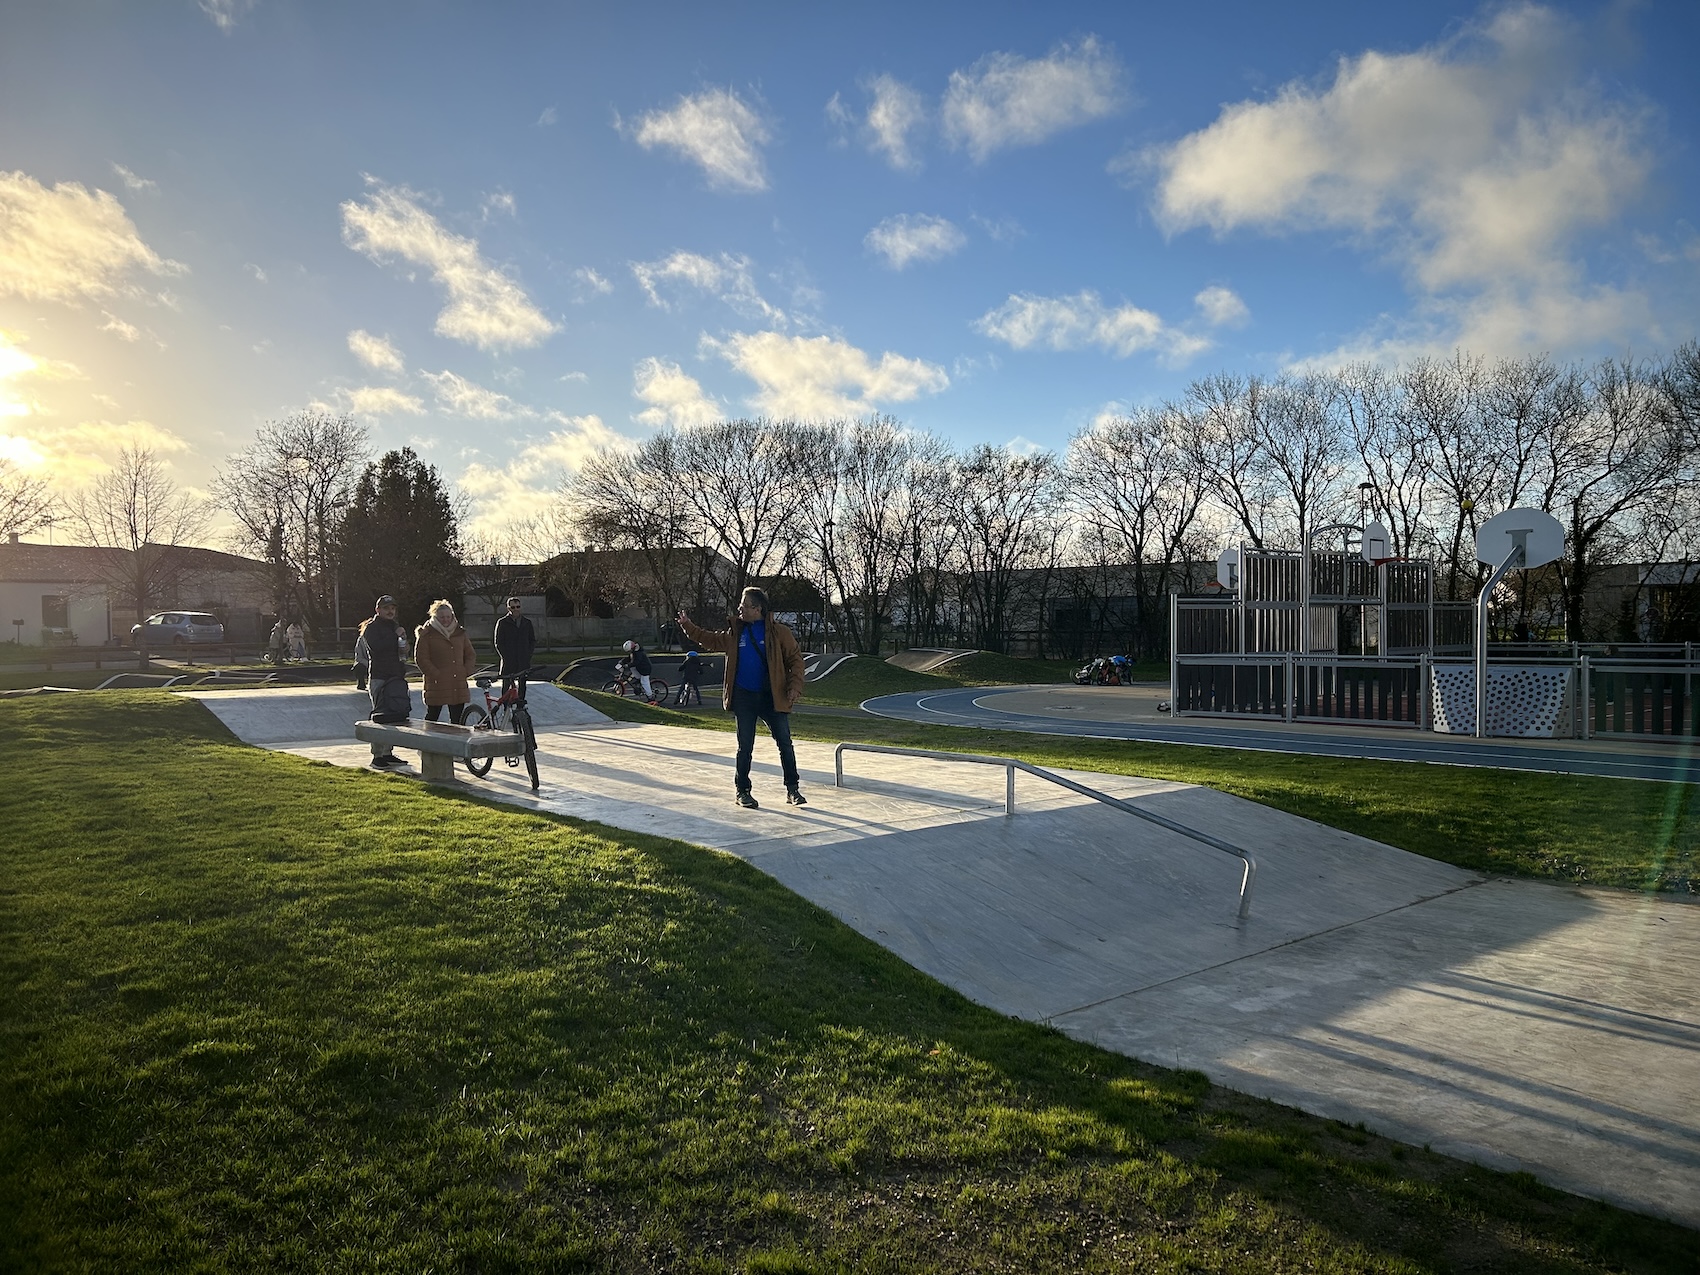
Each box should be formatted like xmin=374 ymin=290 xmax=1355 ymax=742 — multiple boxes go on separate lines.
xmin=601 ymin=657 xmax=669 ymax=704
xmin=463 ymin=667 xmax=540 ymax=790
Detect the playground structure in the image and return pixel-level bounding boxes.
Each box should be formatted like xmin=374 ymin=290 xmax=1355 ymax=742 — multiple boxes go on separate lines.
xmin=1171 ymin=518 xmax=1700 ymax=740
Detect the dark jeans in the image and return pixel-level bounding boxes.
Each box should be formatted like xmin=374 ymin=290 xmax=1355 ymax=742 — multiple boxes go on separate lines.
xmin=732 ymin=685 xmax=798 ymax=792
xmin=501 ymin=674 xmax=528 ymax=705
xmin=425 ymin=702 xmax=467 ymax=724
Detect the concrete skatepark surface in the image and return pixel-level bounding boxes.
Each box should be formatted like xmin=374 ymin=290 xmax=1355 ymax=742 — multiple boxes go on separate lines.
xmin=867 ymin=684 xmax=1700 ymax=784
xmin=190 ymin=685 xmax=1700 ymax=1228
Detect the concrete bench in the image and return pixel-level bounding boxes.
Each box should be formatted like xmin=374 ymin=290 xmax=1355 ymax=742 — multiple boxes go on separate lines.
xmin=355 ymin=719 xmax=525 ymax=782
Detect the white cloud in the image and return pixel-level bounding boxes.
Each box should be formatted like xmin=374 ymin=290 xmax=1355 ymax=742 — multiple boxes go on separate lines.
xmin=340 ymin=180 xmax=558 ymax=351
xmin=862 ymin=75 xmax=928 ymax=171
xmin=347 ymin=329 xmax=404 ymax=374
xmin=942 ymin=36 xmax=1124 ymax=162
xmin=705 ymin=331 xmax=948 ymax=418
xmin=0 ymin=406 xmax=189 ymax=483
xmin=573 ymin=266 xmax=613 ymax=299
xmin=974 ymin=290 xmax=1210 ymax=363
xmin=971 ymin=213 xmax=1025 ymax=243
xmin=100 ymin=312 xmax=141 ymax=342
xmin=1144 ymin=6 xmax=1655 ymax=357
xmin=110 ymin=164 xmax=156 ymax=193
xmin=346 ymin=386 xmax=425 ymax=416
xmin=537 ymin=106 xmax=558 ymax=127
xmin=421 ymin=369 xmax=532 ymax=420
xmin=1195 ymin=285 xmax=1250 ymax=328
xmin=481 ymin=190 xmax=516 ymax=220
xmin=630 ymin=250 xmax=786 ymax=323
xmin=198 ymin=0 xmax=255 ymax=32
xmin=633 ymin=357 xmax=724 ymax=428
xmin=864 ymin=214 xmax=966 ymax=270
xmin=245 ymin=262 xmax=267 ymax=282
xmin=626 ymin=87 xmax=771 ymax=193
xmin=0 ymin=171 xmax=184 ymax=303
xmin=457 ymin=414 xmax=629 ymax=533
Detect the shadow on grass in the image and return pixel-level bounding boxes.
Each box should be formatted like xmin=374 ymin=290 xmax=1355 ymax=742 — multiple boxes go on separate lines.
xmin=0 ymin=692 xmax=1692 ymax=1272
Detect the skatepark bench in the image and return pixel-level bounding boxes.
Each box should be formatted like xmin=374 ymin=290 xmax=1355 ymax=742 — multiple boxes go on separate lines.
xmin=354 ymin=719 xmax=524 ymax=782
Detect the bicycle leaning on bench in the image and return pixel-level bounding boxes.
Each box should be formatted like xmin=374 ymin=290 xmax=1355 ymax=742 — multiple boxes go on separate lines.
xmin=462 ymin=667 xmax=541 ymax=790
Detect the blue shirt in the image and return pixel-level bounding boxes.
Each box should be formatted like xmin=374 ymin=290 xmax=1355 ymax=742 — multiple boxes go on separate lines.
xmin=735 ymin=620 xmax=767 ymax=691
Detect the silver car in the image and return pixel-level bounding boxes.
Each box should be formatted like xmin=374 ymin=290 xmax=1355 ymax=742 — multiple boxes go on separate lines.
xmin=131 ymin=611 xmax=225 ymax=647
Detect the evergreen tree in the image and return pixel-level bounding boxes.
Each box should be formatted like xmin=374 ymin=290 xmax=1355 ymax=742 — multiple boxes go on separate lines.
xmin=334 ymin=448 xmax=463 ymax=627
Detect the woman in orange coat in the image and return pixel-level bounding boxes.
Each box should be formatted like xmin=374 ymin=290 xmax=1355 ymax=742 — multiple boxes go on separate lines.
xmin=414 ymin=599 xmax=478 ymax=724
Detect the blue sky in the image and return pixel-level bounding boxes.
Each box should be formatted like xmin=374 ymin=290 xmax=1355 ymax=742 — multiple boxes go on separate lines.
xmin=2 ymin=0 xmax=1697 ymax=535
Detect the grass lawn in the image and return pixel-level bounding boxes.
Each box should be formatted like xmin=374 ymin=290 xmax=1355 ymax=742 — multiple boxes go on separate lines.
xmin=577 ymin=692 xmax=1700 ymax=895
xmin=3 ymin=692 xmax=1694 ymax=1271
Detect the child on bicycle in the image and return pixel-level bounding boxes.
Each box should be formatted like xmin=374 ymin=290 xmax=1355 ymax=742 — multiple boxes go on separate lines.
xmin=678 ymin=648 xmax=702 ymax=706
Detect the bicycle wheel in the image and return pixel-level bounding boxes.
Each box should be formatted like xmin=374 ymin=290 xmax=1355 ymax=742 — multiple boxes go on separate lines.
xmin=461 ymin=702 xmax=493 ymax=777
xmin=514 ymin=704 xmax=540 ymax=790
xmin=648 ymin=679 xmax=669 ymax=703
xmin=601 ymin=679 xmax=621 ymax=694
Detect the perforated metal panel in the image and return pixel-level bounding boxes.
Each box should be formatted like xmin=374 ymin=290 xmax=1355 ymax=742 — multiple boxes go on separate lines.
xmin=1430 ymin=663 xmax=1574 ymax=737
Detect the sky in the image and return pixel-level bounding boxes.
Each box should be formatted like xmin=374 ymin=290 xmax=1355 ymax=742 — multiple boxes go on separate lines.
xmin=2 ymin=0 xmax=1697 ymax=539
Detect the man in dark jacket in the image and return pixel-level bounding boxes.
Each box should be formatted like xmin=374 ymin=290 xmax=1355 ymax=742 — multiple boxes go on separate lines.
xmin=360 ymin=594 xmax=412 ymax=769
xmin=493 ymin=596 xmax=537 ymax=705
xmin=676 ymin=586 xmax=807 ymax=808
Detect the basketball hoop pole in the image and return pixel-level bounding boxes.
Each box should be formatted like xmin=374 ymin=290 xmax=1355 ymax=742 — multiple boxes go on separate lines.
xmin=1475 ymin=534 xmax=1529 ymax=738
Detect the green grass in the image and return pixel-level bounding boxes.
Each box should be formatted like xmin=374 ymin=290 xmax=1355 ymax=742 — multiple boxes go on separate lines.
xmin=578 ymin=692 xmax=1700 ymax=894
xmin=3 ymin=692 xmax=1693 ymax=1271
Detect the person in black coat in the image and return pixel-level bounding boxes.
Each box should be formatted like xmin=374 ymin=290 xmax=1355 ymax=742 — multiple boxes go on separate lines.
xmin=493 ymin=596 xmax=537 ymax=705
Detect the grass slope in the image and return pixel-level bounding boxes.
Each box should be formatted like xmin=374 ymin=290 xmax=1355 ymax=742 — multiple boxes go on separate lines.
xmin=575 ymin=692 xmax=1700 ymax=894
xmin=2 ymin=693 xmax=1693 ymax=1271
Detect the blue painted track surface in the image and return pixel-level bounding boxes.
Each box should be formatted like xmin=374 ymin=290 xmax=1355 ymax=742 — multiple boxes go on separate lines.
xmin=861 ymin=686 xmax=1700 ymax=784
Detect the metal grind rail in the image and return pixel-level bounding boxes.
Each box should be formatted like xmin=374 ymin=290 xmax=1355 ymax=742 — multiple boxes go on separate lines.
xmin=833 ymin=742 xmax=1258 ymax=920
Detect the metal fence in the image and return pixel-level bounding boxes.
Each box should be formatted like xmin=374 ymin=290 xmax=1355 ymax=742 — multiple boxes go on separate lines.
xmin=1172 ymin=650 xmax=1700 ymax=741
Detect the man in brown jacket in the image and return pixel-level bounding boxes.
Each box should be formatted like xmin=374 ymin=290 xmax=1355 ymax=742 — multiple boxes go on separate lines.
xmin=676 ymin=586 xmax=807 ymax=808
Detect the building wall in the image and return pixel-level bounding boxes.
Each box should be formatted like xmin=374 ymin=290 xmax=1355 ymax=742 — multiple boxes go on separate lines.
xmin=0 ymin=581 xmax=111 ymax=645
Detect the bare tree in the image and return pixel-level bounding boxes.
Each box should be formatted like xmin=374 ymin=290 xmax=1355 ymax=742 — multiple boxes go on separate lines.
xmin=0 ymin=459 xmax=56 ymax=539
xmin=894 ymin=437 xmax=962 ymax=648
xmin=1068 ymin=406 xmax=1211 ymax=658
xmin=568 ymin=430 xmax=705 ymax=621
xmin=1342 ymin=363 xmax=1432 ymax=558
xmin=953 ymin=445 xmax=1063 ymax=653
xmin=1542 ymin=356 xmax=1685 ymax=639
xmin=1182 ymin=373 xmax=1276 ymax=548
xmin=815 ymin=418 xmax=915 ymax=655
xmin=677 ymin=418 xmax=809 ymax=601
xmin=62 ymin=446 xmax=209 ymax=650
xmin=215 ymin=411 xmax=369 ymax=632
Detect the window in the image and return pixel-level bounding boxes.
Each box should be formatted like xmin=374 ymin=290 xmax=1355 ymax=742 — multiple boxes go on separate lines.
xmin=41 ymin=595 xmax=69 ymax=628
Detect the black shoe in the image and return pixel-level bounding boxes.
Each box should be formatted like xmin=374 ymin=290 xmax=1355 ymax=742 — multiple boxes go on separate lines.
xmin=735 ymin=790 xmax=759 ymax=809
xmin=786 ymin=787 xmax=807 ymax=806
xmin=372 ymin=754 xmax=405 ymax=768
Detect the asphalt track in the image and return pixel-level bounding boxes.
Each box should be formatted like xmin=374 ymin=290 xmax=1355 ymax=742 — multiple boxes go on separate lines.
xmin=862 ymin=685 xmax=1700 ymax=784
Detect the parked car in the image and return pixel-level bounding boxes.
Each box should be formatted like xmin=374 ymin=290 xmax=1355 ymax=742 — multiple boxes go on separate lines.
xmin=131 ymin=611 xmax=225 ymax=647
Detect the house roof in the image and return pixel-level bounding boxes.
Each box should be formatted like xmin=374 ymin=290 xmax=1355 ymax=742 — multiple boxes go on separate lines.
xmin=0 ymin=542 xmax=127 ymax=584
xmin=0 ymin=539 xmax=269 ymax=585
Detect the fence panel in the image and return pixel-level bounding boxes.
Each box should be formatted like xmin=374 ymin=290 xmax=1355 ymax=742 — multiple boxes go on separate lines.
xmin=1295 ymin=661 xmax=1422 ymax=726
xmin=1174 ymin=659 xmax=1287 ymax=717
xmin=1589 ymin=665 xmax=1698 ymax=737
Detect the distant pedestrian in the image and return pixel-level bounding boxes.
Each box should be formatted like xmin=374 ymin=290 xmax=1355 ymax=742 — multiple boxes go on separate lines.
xmin=415 ymin=599 xmax=477 ymax=724
xmin=493 ymin=596 xmax=536 ymax=705
xmin=677 ymin=586 xmax=807 ymax=808
xmin=360 ymin=595 xmax=412 ymax=768
xmin=352 ymin=629 xmax=369 ymax=690
xmin=286 ymin=620 xmax=307 ymax=662
xmin=267 ymin=618 xmax=287 ymax=664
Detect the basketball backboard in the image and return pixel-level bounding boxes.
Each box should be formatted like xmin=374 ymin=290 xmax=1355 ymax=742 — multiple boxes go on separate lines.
xmin=1475 ymin=508 xmax=1564 ymax=569
xmin=1360 ymin=519 xmax=1391 ymax=563
xmin=1217 ymin=547 xmax=1238 ymax=590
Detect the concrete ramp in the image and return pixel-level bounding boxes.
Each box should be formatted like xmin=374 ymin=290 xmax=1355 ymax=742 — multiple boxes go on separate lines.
xmin=188 ymin=681 xmax=608 ymax=746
